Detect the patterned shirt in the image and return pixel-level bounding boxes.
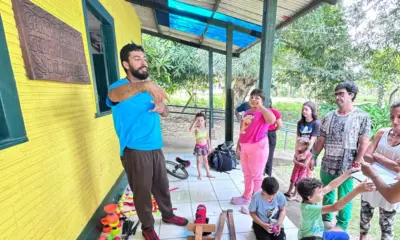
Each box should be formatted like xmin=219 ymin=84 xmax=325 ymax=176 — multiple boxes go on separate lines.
xmin=320 ymin=108 xmax=371 ymax=175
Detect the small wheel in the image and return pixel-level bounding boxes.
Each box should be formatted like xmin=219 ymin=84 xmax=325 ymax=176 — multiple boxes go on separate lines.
xmin=165 ymin=160 xmax=189 ymax=180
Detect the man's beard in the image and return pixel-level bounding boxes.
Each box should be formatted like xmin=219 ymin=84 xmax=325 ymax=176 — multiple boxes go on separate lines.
xmin=130 ymin=67 xmax=149 ymax=80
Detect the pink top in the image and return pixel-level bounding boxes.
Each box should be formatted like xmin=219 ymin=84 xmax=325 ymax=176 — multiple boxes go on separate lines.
xmin=239 ymin=109 xmax=270 ymax=144
xmin=268 ymin=108 xmax=281 ymax=131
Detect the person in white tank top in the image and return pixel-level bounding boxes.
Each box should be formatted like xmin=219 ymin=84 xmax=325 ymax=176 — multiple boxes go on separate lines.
xmin=360 ymin=102 xmax=400 ymax=240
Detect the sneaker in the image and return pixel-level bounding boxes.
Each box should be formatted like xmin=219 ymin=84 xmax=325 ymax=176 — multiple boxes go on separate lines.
xmin=162 ymin=215 xmax=189 ymax=226
xmin=231 ymin=196 xmax=250 ymax=205
xmin=142 ymin=229 xmax=160 ymax=240
xmin=240 ymin=205 xmax=249 ymax=214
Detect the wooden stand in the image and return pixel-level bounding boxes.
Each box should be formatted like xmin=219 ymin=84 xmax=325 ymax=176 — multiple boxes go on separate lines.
xmin=215 ymin=209 xmax=236 ymax=240
xmin=187 ymin=209 xmax=236 ymax=240
xmin=187 ymin=223 xmax=216 ymax=240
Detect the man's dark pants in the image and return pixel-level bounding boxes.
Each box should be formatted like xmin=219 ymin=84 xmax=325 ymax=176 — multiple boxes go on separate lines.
xmin=121 ymin=148 xmax=174 ymax=231
xmin=265 ymin=130 xmax=277 ymax=176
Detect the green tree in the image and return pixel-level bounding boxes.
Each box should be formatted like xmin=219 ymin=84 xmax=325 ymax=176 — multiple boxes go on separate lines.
xmin=274 ymin=4 xmax=355 ymax=103
xmin=142 ymin=35 xmax=208 ymax=105
xmin=345 ymin=0 xmax=400 ymax=105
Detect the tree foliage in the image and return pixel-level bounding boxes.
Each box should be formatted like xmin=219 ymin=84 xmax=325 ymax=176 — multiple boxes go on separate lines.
xmin=345 ymin=0 xmax=400 ymax=105
xmin=274 ymin=4 xmax=354 ymax=103
xmin=142 ymin=0 xmax=400 ymax=107
xmin=142 ymin=35 xmax=208 ymax=95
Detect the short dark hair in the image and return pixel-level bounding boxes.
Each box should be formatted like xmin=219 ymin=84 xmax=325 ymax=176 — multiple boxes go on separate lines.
xmin=261 ymin=177 xmax=279 ymax=195
xmin=119 ymin=42 xmax=145 ymax=73
xmin=335 ymin=81 xmax=359 ymax=101
xmin=391 ymin=101 xmax=400 ymax=110
xmin=297 ymin=178 xmax=323 ymax=201
xmin=300 ymin=237 xmax=324 ymax=240
xmin=250 ymin=89 xmax=265 ymax=103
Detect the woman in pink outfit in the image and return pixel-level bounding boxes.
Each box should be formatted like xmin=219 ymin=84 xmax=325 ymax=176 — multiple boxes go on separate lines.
xmin=231 ymin=89 xmax=276 ymax=207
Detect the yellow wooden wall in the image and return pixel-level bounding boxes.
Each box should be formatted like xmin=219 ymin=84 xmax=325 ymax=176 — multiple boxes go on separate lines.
xmin=0 ymin=0 xmax=141 ymax=239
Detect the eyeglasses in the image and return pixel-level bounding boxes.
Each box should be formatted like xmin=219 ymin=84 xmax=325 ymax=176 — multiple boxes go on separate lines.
xmin=334 ymin=92 xmax=347 ymax=97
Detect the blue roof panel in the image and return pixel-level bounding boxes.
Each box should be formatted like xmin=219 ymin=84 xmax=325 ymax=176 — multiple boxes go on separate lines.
xmin=233 ymin=31 xmax=258 ymax=48
xmin=168 ymin=0 xmax=212 ymax=18
xmin=214 ymin=13 xmax=262 ymax=32
xmin=166 ymin=0 xmax=261 ymax=49
xmin=205 ymin=25 xmax=226 ymax=43
xmin=169 ymin=14 xmax=207 ymax=36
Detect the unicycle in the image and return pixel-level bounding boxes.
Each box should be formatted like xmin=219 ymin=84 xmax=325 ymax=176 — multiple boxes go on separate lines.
xmin=165 ymin=157 xmax=190 ymax=180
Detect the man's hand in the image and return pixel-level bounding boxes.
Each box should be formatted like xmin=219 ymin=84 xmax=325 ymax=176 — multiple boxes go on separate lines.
xmin=361 ymin=162 xmax=378 ymax=179
xmin=355 ymin=181 xmax=376 ymax=193
xmin=150 ymin=102 xmax=166 ymax=115
xmin=144 ymin=81 xmax=169 ymax=104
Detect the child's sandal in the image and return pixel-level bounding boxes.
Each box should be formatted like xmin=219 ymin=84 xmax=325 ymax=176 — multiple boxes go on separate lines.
xmin=283 ymin=193 xmax=292 ymax=198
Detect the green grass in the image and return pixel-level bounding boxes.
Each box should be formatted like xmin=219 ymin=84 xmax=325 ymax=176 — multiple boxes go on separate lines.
xmin=274 ymin=164 xmax=400 ymax=239
xmin=169 ymin=95 xmax=225 ymax=109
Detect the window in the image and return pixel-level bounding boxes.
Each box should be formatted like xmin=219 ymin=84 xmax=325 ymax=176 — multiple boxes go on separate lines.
xmin=83 ymin=0 xmax=119 ymax=117
xmin=0 ymin=14 xmax=28 ymax=150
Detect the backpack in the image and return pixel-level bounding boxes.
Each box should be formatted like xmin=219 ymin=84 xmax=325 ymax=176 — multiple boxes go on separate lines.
xmin=208 ymin=141 xmax=238 ymax=172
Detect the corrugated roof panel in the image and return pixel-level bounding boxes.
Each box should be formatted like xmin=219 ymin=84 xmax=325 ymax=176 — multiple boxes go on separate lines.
xmin=134 ymin=5 xmax=158 ymax=29
xmin=132 ymin=0 xmax=331 ymax=54
xmin=169 ymin=14 xmax=207 ymax=36
xmin=160 ymin=26 xmax=201 ymax=43
xmin=176 ymin=0 xmax=215 ymax=10
xmin=233 ymin=31 xmax=258 ymax=48
xmin=205 ymin=24 xmax=226 ymax=43
xmin=213 ymin=12 xmax=262 ymax=32
xmin=169 ymin=0 xmax=213 ymax=17
xmin=202 ymin=38 xmax=242 ymax=52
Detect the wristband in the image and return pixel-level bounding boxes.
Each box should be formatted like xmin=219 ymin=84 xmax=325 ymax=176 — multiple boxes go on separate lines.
xmin=312 ymin=153 xmax=319 ymax=159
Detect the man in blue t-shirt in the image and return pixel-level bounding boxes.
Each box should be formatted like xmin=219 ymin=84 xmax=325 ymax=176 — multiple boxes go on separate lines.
xmin=107 ymin=43 xmax=188 ymax=240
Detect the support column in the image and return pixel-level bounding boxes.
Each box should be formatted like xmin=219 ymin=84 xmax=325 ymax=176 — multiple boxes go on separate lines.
xmin=208 ymin=51 xmax=214 ymax=145
xmin=225 ymin=23 xmax=233 ymax=142
xmin=258 ymin=0 xmax=277 ymax=107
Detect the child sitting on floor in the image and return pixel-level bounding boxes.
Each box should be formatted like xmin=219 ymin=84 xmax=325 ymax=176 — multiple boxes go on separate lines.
xmin=249 ymin=177 xmax=287 ymax=240
xmin=284 ymin=137 xmax=312 ymax=201
xmin=296 ymin=171 xmax=375 ymax=240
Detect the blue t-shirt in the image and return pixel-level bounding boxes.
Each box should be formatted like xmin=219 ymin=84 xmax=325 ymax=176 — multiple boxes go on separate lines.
xmin=249 ymin=191 xmax=287 ymax=224
xmin=106 ymin=79 xmax=162 ymax=155
xmin=236 ymin=102 xmax=251 ymax=112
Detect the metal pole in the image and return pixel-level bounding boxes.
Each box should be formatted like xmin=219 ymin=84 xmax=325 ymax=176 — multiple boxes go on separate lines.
xmin=258 ymin=0 xmax=277 ymax=107
xmin=208 ymin=51 xmax=214 ymax=145
xmin=225 ymin=23 xmax=233 ymax=142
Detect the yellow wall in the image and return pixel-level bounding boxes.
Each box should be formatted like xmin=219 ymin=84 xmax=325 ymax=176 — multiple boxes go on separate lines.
xmin=0 ymin=0 xmax=141 ymax=239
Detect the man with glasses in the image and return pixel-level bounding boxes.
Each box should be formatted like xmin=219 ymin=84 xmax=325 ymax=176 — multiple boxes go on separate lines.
xmin=310 ymin=82 xmax=371 ymax=231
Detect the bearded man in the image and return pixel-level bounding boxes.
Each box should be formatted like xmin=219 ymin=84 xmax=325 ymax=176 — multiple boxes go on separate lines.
xmin=107 ymin=43 xmax=188 ymax=240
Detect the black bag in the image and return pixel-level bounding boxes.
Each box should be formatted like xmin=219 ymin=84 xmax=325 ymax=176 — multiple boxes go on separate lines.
xmin=208 ymin=141 xmax=238 ymax=172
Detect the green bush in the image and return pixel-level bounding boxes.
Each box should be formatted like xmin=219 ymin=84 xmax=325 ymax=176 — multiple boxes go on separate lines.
xmin=319 ymin=103 xmax=337 ymax=117
xmin=169 ymin=95 xmax=225 ymax=109
xmin=318 ymin=103 xmax=391 ymax=138
xmin=358 ymin=104 xmax=391 ymax=137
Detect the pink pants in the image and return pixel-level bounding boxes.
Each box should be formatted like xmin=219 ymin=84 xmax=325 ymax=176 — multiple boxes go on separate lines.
xmin=290 ymin=165 xmax=307 ymax=184
xmin=240 ymin=138 xmax=269 ymax=200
